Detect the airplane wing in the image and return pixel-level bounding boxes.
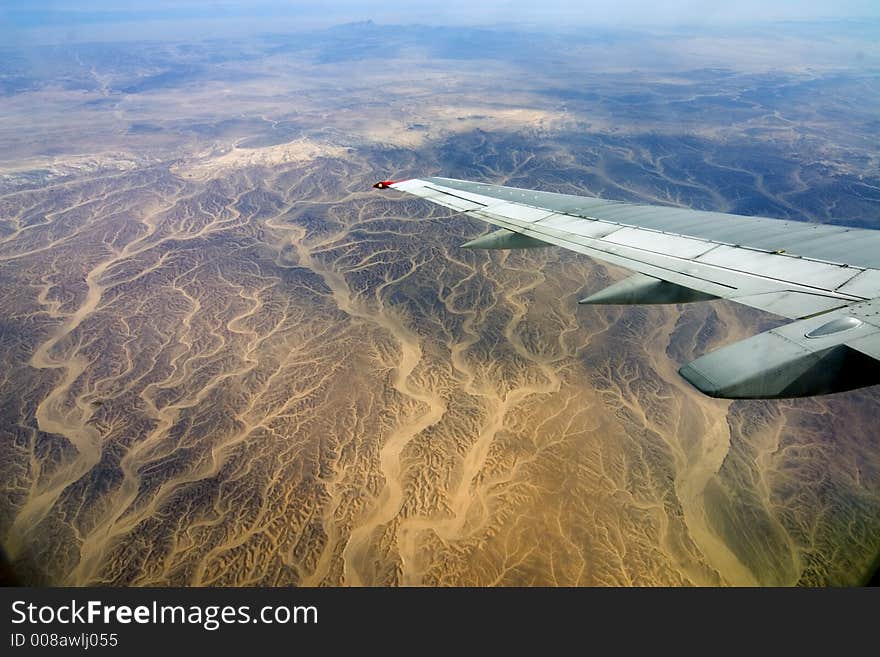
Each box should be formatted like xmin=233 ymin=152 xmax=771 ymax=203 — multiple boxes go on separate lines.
xmin=374 ymin=177 xmax=880 ymax=399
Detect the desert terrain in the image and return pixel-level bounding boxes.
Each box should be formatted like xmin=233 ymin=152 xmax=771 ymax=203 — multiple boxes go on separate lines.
xmin=1 ymin=21 xmax=879 ymax=585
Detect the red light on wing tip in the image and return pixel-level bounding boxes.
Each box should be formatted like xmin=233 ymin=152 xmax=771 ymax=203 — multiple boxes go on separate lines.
xmin=373 ymin=180 xmax=397 ymax=189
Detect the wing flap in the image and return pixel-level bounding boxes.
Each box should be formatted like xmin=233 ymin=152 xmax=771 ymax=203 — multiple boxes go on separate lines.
xmin=602 ymin=227 xmax=718 ymax=259
xmin=695 ymin=245 xmax=859 ymax=290
xmin=727 ymin=291 xmax=849 ymax=319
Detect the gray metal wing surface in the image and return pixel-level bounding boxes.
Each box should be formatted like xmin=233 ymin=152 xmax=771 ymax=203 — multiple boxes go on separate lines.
xmin=375 ymin=177 xmax=880 ymax=398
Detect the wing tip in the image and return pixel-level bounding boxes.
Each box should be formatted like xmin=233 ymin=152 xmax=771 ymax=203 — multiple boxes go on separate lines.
xmin=373 ymin=179 xmax=408 ymax=189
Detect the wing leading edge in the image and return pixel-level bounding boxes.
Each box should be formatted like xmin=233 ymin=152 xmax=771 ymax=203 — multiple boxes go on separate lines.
xmin=376 ymin=177 xmax=880 ymax=398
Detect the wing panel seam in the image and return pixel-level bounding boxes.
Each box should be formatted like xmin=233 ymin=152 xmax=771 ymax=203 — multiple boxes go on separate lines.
xmin=471 ymin=209 xmax=865 ymax=299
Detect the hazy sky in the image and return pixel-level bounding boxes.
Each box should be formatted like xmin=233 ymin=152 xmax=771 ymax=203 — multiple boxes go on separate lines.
xmin=2 ymin=0 xmax=879 ymax=43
